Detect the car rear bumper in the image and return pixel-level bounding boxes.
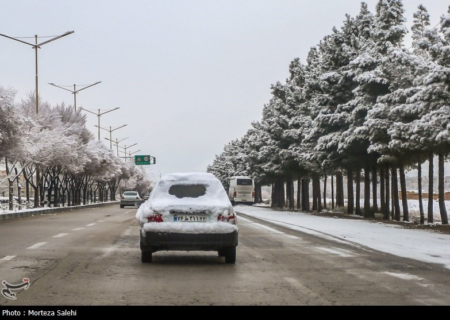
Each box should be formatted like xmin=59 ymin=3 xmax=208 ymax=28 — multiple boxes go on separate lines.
xmin=120 ymin=200 xmax=138 ymax=206
xmin=140 ymin=230 xmax=238 ymax=252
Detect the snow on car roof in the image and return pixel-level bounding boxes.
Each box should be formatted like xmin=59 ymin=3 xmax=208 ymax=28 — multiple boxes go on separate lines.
xmin=136 ymin=172 xmax=231 ymax=217
xmin=160 ymin=172 xmax=219 ymax=181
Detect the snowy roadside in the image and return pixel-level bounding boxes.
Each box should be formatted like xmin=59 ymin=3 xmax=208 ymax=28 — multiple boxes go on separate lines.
xmin=234 ymin=204 xmax=450 ymax=270
xmin=0 ymin=201 xmax=120 ymax=222
xmin=255 ymin=199 xmax=450 ymax=224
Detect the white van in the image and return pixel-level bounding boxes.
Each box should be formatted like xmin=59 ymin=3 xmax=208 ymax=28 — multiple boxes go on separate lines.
xmin=228 ymin=176 xmax=254 ymax=206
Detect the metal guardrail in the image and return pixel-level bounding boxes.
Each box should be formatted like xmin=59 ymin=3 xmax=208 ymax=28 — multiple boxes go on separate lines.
xmin=0 ymin=201 xmax=120 ymax=222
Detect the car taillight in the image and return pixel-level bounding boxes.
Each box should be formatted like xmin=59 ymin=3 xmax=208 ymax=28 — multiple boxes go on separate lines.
xmin=227 ymin=213 xmax=236 ymax=224
xmin=147 ymin=214 xmax=163 ymax=223
xmin=233 ymin=191 xmax=236 ymax=197
xmin=121 ymin=196 xmax=124 ymax=199
xmin=218 ymin=212 xmax=236 ymax=225
xmin=252 ymin=191 xmax=255 ymax=198
xmin=136 ymin=196 xmax=140 ymax=199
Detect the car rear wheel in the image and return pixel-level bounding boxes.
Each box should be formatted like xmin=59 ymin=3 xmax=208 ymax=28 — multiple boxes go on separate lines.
xmin=224 ymin=246 xmax=236 ymax=264
xmin=218 ymin=248 xmax=225 ymax=257
xmin=120 ymin=205 xmax=124 ymax=208
xmin=141 ymin=250 xmax=152 ymax=263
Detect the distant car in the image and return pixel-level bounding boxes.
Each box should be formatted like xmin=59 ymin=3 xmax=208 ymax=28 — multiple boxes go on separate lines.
xmin=135 ymin=172 xmax=239 ymax=264
xmin=120 ymin=191 xmax=142 ymax=208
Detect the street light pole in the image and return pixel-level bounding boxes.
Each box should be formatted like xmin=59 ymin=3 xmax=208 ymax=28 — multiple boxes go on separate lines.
xmin=48 ymin=81 xmax=101 ymax=111
xmin=105 ymin=137 xmax=129 ymax=156
xmin=81 ymin=107 xmax=120 ymax=140
xmin=127 ymin=149 xmax=141 ymax=162
xmin=95 ymin=125 xmax=127 ymax=149
xmin=118 ymin=143 xmax=138 ymax=160
xmin=0 ymin=31 xmax=74 ymax=208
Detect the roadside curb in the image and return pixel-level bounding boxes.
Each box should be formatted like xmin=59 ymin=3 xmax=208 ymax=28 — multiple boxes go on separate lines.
xmin=0 ymin=201 xmax=120 ymax=222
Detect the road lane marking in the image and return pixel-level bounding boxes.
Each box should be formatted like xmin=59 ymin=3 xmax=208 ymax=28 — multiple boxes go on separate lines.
xmin=86 ymin=223 xmax=96 ymax=227
xmin=384 ymin=272 xmax=424 ymax=281
xmin=53 ymin=233 xmax=68 ymax=238
xmin=249 ymin=222 xmax=284 ymax=234
xmin=240 ymin=216 xmax=299 ymax=239
xmin=316 ymin=246 xmax=355 ymax=257
xmin=72 ymin=228 xmax=84 ymax=231
xmin=0 ymin=256 xmax=16 ymax=261
xmin=27 ymin=242 xmax=47 ymax=249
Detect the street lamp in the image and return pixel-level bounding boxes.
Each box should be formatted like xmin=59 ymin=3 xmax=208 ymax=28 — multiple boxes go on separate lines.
xmin=0 ymin=31 xmax=74 ymax=208
xmin=127 ymin=149 xmax=141 ymax=163
xmin=118 ymin=143 xmax=138 ymax=160
xmin=105 ymin=136 xmax=129 ymax=156
xmin=81 ymin=107 xmax=120 ymax=140
xmin=95 ymin=125 xmax=127 ymax=149
xmin=128 ymin=149 xmax=141 ymax=156
xmin=48 ymin=81 xmax=101 ymax=111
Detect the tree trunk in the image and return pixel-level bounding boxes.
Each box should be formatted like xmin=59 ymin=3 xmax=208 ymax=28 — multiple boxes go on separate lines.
xmin=331 ymin=174 xmax=334 ymax=209
xmin=399 ymin=163 xmax=409 ymax=222
xmin=323 ymin=174 xmax=327 ymax=209
xmin=271 ymin=183 xmax=276 ymax=208
xmin=26 ymin=179 xmax=30 ymax=204
xmin=312 ymin=178 xmax=318 ymax=211
xmin=355 ymin=168 xmax=361 ymax=216
xmin=286 ymin=176 xmax=292 ymax=209
xmin=385 ymin=163 xmax=390 ymax=220
xmin=418 ymin=160 xmax=424 ymax=224
xmin=301 ymin=179 xmax=310 ymax=211
xmin=336 ymin=171 xmax=344 ymax=207
xmin=317 ymin=177 xmax=322 ymax=212
xmin=438 ymin=153 xmax=448 ymax=224
xmin=372 ymin=165 xmax=378 ymax=213
xmin=364 ymin=165 xmax=371 ymax=218
xmin=347 ymin=168 xmax=354 ymax=214
xmin=290 ymin=178 xmax=294 ymax=209
xmin=428 ymin=152 xmax=434 ymax=223
xmin=297 ymin=175 xmax=301 ymax=209
xmin=254 ymin=183 xmax=260 ymax=203
xmin=380 ymin=165 xmax=385 ymax=217
xmin=392 ymin=166 xmax=401 ymax=221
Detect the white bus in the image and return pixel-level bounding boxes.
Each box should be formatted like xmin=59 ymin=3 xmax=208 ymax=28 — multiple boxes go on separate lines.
xmin=228 ymin=176 xmax=255 ymax=206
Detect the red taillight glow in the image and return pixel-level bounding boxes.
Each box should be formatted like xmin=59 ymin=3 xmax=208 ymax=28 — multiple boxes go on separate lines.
xmin=233 ymin=191 xmax=236 ymax=197
xmin=217 ymin=213 xmax=236 ymax=224
xmin=252 ymin=191 xmax=255 ymax=198
xmin=147 ymin=214 xmax=163 ymax=222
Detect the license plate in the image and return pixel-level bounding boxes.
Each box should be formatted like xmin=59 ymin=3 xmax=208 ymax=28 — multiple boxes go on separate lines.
xmin=174 ymin=215 xmax=206 ymax=222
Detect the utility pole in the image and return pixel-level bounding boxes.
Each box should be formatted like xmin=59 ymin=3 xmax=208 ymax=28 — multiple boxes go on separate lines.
xmin=118 ymin=143 xmax=138 ymax=161
xmin=81 ymin=107 xmax=120 ymax=140
xmin=105 ymin=137 xmax=129 ymax=156
xmin=49 ymin=81 xmax=101 ymax=111
xmin=0 ymin=31 xmax=74 ymax=208
xmin=95 ymin=125 xmax=127 ymax=149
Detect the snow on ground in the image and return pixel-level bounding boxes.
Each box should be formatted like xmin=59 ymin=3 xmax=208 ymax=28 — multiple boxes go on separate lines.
xmin=234 ymin=202 xmax=450 ymax=270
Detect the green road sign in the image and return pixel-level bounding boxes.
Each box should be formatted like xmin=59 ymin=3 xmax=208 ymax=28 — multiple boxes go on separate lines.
xmin=135 ymin=155 xmax=151 ymax=165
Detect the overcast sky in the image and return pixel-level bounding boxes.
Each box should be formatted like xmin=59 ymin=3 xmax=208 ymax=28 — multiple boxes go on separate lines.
xmin=1 ymin=0 xmax=449 ymax=181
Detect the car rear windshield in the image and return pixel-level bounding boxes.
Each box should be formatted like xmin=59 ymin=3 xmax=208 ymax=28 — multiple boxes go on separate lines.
xmin=169 ymin=184 xmax=207 ymax=198
xmin=124 ymin=191 xmax=138 ymax=195
xmin=237 ymin=179 xmax=252 ymax=186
